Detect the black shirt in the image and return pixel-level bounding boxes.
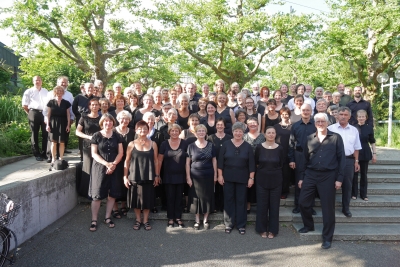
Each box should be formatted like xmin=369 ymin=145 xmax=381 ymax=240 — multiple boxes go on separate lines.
xmin=346 ymin=98 xmax=373 ymax=126
xmin=355 ymin=124 xmax=375 ymax=161
xmin=288 ymin=118 xmax=316 ymax=162
xmin=299 ymin=130 xmax=345 ymax=182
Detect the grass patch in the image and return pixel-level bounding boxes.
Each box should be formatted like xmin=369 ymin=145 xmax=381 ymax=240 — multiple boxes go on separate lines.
xmin=375 ymin=124 xmax=400 ymax=149
xmin=0 ymin=94 xmax=25 ymax=124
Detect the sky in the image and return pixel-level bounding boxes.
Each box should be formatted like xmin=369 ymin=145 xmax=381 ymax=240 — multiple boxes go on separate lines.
xmin=0 ymin=0 xmax=329 ymax=48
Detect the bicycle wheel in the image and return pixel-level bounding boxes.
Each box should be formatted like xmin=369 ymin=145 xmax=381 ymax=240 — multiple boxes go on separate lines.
xmin=0 ymin=228 xmax=10 ymax=267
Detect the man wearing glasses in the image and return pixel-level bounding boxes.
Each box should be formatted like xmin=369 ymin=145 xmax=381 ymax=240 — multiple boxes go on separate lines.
xmin=297 ymin=113 xmax=345 ymax=249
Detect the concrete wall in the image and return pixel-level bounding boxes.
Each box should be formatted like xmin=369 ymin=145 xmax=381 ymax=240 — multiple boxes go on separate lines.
xmin=0 ymin=167 xmax=77 ymax=246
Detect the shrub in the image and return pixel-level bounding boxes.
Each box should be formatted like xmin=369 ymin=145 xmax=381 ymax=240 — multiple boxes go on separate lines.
xmin=374 ymin=124 xmax=400 ymax=149
xmin=0 ymin=94 xmax=25 ymax=124
xmin=0 ymin=121 xmax=31 ymax=157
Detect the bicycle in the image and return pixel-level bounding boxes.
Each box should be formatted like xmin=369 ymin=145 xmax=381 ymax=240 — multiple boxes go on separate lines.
xmin=0 ymin=193 xmax=21 ymax=266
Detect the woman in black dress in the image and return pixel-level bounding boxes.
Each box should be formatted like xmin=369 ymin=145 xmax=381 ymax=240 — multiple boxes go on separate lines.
xmin=109 ymin=95 xmax=127 ymax=126
xmin=179 ymin=113 xmax=200 ymax=145
xmin=227 ymin=89 xmax=238 ymax=109
xmin=124 ymin=120 xmax=160 ymax=231
xmin=216 ymin=92 xmax=236 ymax=135
xmin=200 ymin=101 xmax=217 ymax=135
xmin=207 ymin=118 xmax=232 ymax=212
xmin=76 ymin=98 xmax=101 ymax=198
xmin=112 ymin=110 xmax=135 ymax=218
xmin=290 ymin=95 xmax=304 ymax=124
xmin=255 ymin=126 xmax=284 ymax=239
xmin=273 ymin=90 xmax=285 ymax=112
xmin=273 ymin=107 xmax=294 ymax=199
xmin=186 ymin=124 xmax=217 ymax=230
xmin=159 ymin=107 xmax=178 ymax=140
xmin=89 ymin=114 xmax=123 ymax=231
xmin=99 ymin=98 xmax=111 ymax=115
xmin=196 ymin=97 xmax=208 ymax=119
xmin=256 ymin=86 xmax=270 ymax=115
xmin=218 ymin=122 xmax=255 ymax=235
xmin=124 ymin=93 xmax=139 ymax=122
xmin=261 ymin=99 xmax=281 ymax=133
xmin=133 ymin=94 xmax=162 ymax=126
xmin=158 ymin=124 xmax=188 ymax=228
xmin=352 ymin=109 xmax=377 ymax=201
xmin=177 ymin=93 xmax=191 ymax=130
xmin=45 ymin=86 xmax=71 ymax=165
xmin=244 ymin=97 xmax=261 ymax=132
xmin=243 ymin=117 xmax=266 ymax=214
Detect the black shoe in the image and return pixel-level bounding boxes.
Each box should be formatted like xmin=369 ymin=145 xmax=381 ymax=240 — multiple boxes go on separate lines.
xmin=65 ymin=150 xmax=72 ymax=153
xmin=292 ymin=207 xmax=300 ymax=214
xmin=321 ymin=241 xmax=332 ymax=249
xmin=312 ymin=209 xmax=317 ymax=215
xmin=41 ymin=154 xmax=48 ymax=160
xmin=46 ymin=158 xmax=52 ymax=163
xmin=342 ymin=211 xmax=352 ymax=218
xmin=298 ymin=227 xmax=315 ymax=233
xmin=247 ymin=209 xmax=251 ymax=214
xmin=35 ymin=156 xmax=43 ymax=161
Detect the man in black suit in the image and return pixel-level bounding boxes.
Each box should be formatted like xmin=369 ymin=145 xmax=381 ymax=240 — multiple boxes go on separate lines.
xmin=297 ymin=112 xmax=345 ymax=249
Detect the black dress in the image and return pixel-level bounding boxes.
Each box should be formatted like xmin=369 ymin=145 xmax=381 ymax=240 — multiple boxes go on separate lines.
xmin=182 ymin=129 xmax=197 ymax=145
xmin=264 ymin=114 xmax=281 ymax=128
xmin=243 ymin=133 xmax=266 ymax=204
xmin=114 ymin=129 xmax=135 ymax=202
xmin=89 ymin=131 xmax=123 ymax=200
xmin=216 ymin=107 xmax=233 ymax=135
xmin=133 ymin=109 xmax=162 ymax=125
xmin=127 ymin=143 xmax=156 ymax=210
xmin=159 ymin=140 xmax=188 ymax=219
xmin=207 ymin=134 xmax=232 ymax=211
xmin=274 ymin=123 xmax=294 ymax=194
xmin=77 ymin=114 xmax=101 ymax=198
xmin=187 ymin=142 xmax=216 ymax=214
xmin=47 ymin=99 xmax=71 ymax=143
xmin=255 ymin=144 xmax=284 ymax=235
xmin=200 ymin=116 xmax=216 ymax=135
xmin=177 ymin=111 xmax=191 ymax=130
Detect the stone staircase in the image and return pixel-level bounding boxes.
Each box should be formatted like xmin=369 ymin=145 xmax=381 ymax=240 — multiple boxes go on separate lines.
xmin=291 ymin=158 xmax=400 ymax=241
xmin=127 ymin=148 xmax=400 ymax=241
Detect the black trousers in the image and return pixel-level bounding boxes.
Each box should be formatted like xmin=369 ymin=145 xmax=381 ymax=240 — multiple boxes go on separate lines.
xmin=352 ymin=160 xmax=369 ymax=199
xmin=214 ymin=182 xmax=224 ymax=211
xmin=299 ymin=169 xmax=336 ymax=242
xmin=294 ymin=150 xmax=316 ymax=207
xmin=223 ymin=181 xmax=247 ymax=229
xmin=342 ymin=158 xmax=355 ymax=212
xmin=255 ymin=184 xmax=281 ymax=235
xmin=165 ymin=184 xmax=184 ymax=220
xmin=281 ymin=163 xmax=293 ymax=196
xmin=28 ymin=109 xmax=47 ymax=157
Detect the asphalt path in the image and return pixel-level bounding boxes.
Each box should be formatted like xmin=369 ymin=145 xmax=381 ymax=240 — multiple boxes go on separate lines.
xmin=12 ymin=204 xmax=400 ymax=267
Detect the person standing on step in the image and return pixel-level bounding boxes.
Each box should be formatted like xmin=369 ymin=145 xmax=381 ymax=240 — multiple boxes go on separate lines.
xmin=297 ymin=113 xmax=345 ymax=249
xmin=22 ymin=76 xmax=49 ymax=161
xmin=328 ymin=106 xmax=361 ymax=218
xmin=289 ymin=103 xmax=317 ymax=215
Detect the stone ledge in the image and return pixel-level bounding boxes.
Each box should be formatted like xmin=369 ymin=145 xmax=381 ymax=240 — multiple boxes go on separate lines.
xmin=0 ymin=155 xmax=30 ymax=167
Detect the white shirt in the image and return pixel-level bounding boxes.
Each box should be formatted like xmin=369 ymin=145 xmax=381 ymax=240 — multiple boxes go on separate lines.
xmin=287 ymin=96 xmax=315 ymax=114
xmin=43 ymin=89 xmax=75 ymax=123
xmin=22 ymin=87 xmax=48 ymax=111
xmin=328 ymin=123 xmax=362 ymax=156
xmin=251 ymin=93 xmax=261 ymax=107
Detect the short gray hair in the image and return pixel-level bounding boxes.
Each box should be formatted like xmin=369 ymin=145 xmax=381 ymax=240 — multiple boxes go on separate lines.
xmin=232 ymin=122 xmax=246 ymax=132
xmin=337 ymin=106 xmax=351 ymax=114
xmin=142 ymin=111 xmax=156 ymax=121
xmin=178 ymin=93 xmax=190 ymax=102
xmin=314 ymin=112 xmax=328 ymax=122
xmin=117 ymin=110 xmax=132 ymax=121
xmin=332 ymin=92 xmax=341 ymax=97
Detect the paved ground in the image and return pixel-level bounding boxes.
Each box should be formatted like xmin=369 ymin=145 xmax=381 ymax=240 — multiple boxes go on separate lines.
xmin=2 ymin=147 xmax=400 ymax=267
xmin=11 ymin=203 xmax=400 ymax=267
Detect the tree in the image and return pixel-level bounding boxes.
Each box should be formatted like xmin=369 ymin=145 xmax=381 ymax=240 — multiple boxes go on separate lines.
xmin=322 ymin=0 xmax=400 ymax=98
xmin=149 ymin=0 xmax=316 ymax=87
xmin=0 ymin=0 xmax=159 ymax=86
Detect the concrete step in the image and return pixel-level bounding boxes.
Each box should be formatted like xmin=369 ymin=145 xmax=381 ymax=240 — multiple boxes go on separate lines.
xmin=292 ymin=207 xmax=400 ymax=223
xmin=292 ymin=223 xmax=400 ymax=241
xmin=127 ymin=207 xmax=294 ymax=222
xmin=288 ymin=183 xmax=400 ymax=195
xmin=368 ymin=165 xmax=400 ymax=174
xmin=367 ymin=173 xmax=400 ymax=183
xmin=283 ymin=194 xmax=400 ymax=207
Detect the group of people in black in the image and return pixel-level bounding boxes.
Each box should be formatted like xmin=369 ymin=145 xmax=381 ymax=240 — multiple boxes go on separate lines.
xmin=22 ymin=77 xmax=376 ymax=249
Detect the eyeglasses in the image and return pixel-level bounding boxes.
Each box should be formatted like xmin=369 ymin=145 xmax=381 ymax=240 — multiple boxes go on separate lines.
xmin=315 ymin=121 xmax=327 ymax=124
xmin=245 ymin=102 xmax=253 ymax=104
